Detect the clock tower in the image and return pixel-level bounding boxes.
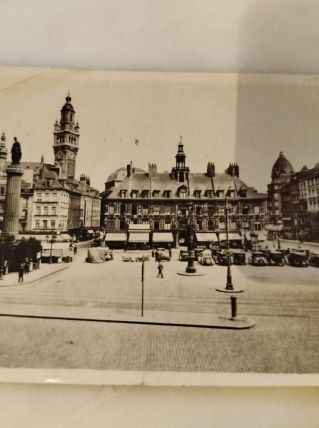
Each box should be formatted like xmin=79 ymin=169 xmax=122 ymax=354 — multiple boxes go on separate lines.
xmin=53 ymin=93 xmax=79 ymax=179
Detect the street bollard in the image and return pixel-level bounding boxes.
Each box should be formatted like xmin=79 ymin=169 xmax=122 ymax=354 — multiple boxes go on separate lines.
xmin=230 ymin=295 xmax=237 ymax=320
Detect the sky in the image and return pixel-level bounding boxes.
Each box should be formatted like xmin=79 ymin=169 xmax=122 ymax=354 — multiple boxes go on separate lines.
xmin=0 ymin=67 xmax=318 ymax=193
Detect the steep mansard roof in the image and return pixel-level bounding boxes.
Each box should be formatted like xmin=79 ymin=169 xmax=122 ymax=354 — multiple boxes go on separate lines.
xmin=106 ymin=170 xmax=266 ymax=200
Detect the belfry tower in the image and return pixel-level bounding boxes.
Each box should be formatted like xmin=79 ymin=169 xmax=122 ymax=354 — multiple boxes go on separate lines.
xmin=171 ymin=136 xmax=190 ymax=182
xmin=53 ymin=93 xmax=80 ymax=180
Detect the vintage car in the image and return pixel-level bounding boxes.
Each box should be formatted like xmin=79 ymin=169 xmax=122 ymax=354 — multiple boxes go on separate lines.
xmin=194 ymin=246 xmax=206 ymax=261
xmin=214 ymin=250 xmax=231 ymax=266
xmin=135 ymin=254 xmax=150 ymax=262
xmin=155 ymin=248 xmax=171 ymax=261
xmin=122 ymin=253 xmax=135 ymax=262
xmin=231 ymin=249 xmax=246 ymax=265
xmin=90 ymin=238 xmax=102 ymax=247
xmin=249 ymin=251 xmax=269 ymax=266
xmin=286 ymin=249 xmax=309 ymax=267
xmin=263 ymin=250 xmax=285 ymax=266
xmin=198 ymin=249 xmax=213 ymax=266
xmin=309 ymin=252 xmax=319 ymax=267
xmin=179 ymin=249 xmax=189 ymax=261
xmin=86 ymin=247 xmax=113 ymax=263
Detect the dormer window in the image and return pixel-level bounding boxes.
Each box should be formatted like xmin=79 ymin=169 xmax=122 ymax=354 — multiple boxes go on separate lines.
xmin=141 ymin=190 xmax=150 ymax=198
xmin=216 ymin=190 xmax=224 ymax=198
xmin=131 ymin=190 xmax=138 ymax=199
xmin=238 ymin=188 xmax=247 ymax=198
xmin=177 ymin=186 xmax=187 ymax=199
xmin=194 ymin=190 xmax=201 ymax=198
xmin=119 ymin=190 xmax=127 ymax=198
xmin=152 ymin=190 xmax=160 ymax=198
xmin=163 ymin=190 xmax=171 ymax=198
xmin=206 ymin=190 xmax=213 ymax=198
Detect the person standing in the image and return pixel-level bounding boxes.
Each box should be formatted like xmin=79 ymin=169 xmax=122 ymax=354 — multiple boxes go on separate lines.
xmin=157 ymin=262 xmax=164 ymax=278
xmin=18 ymin=263 xmax=25 ymax=283
xmin=168 ymin=244 xmax=172 ymax=259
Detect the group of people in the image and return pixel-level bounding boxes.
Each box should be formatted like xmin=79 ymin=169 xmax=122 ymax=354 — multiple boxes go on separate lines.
xmin=18 ymin=258 xmax=34 ymax=284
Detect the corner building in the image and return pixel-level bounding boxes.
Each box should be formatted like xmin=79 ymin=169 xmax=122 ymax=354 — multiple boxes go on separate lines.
xmin=101 ymin=138 xmax=268 ymax=248
xmin=0 ymin=95 xmax=101 ymax=238
xmin=268 ymin=152 xmax=319 ymax=241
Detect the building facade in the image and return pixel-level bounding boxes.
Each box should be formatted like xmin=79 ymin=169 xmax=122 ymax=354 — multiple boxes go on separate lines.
xmin=101 ymin=138 xmax=268 ymax=247
xmin=0 ymin=95 xmax=101 ymax=238
xmin=268 ymin=152 xmax=319 ymax=241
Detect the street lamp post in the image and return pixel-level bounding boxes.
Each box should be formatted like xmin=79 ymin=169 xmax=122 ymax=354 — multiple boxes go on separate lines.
xmin=225 ymin=194 xmax=234 ymax=290
xmin=49 ymin=231 xmax=57 ymax=264
xmin=186 ymin=202 xmax=196 ymax=274
xmin=216 ymin=191 xmax=243 ymax=293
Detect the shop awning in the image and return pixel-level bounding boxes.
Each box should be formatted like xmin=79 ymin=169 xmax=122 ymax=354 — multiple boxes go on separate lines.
xmin=128 ymin=224 xmax=151 ymax=231
xmin=219 ymin=233 xmax=242 ymax=241
xmin=105 ymin=233 xmax=127 ymax=242
xmin=152 ymin=232 xmax=174 ymax=243
xmin=42 ymin=242 xmax=70 ymax=250
xmin=129 ymin=232 xmax=150 ymax=243
xmin=196 ymin=233 xmax=218 ymax=242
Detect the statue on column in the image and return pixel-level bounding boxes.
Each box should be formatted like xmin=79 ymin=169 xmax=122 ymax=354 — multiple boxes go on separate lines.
xmin=11 ymin=137 xmax=22 ymax=165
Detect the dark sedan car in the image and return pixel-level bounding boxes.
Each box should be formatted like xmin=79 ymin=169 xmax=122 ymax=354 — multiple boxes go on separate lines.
xmin=249 ymin=251 xmax=269 ymax=266
xmin=215 ymin=250 xmax=231 ymax=266
xmin=232 ymin=249 xmax=246 ymax=265
xmin=263 ymin=250 xmax=285 ymax=266
xmin=309 ymin=252 xmax=319 ymax=267
xmin=286 ymin=250 xmax=309 ymax=267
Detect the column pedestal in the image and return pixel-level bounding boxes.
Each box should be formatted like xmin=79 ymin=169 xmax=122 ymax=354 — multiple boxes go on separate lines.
xmin=2 ymin=165 xmax=24 ymax=241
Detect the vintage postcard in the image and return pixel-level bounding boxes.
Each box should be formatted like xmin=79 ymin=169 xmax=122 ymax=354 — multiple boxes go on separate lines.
xmin=0 ymin=67 xmax=317 ymax=382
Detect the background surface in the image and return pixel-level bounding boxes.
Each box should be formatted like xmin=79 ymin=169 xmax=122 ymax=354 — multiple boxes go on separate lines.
xmin=0 ymin=0 xmax=318 ymax=426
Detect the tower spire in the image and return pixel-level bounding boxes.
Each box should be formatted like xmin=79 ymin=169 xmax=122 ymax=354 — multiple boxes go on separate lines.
xmin=53 ymin=94 xmax=79 ymax=180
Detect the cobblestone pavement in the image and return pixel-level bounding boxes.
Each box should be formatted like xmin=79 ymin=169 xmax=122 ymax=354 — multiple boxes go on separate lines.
xmin=0 ymin=247 xmax=318 ymax=373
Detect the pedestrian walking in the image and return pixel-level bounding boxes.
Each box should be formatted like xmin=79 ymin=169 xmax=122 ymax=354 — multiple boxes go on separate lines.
xmin=74 ymin=244 xmax=77 ymax=255
xmin=151 ymin=248 xmax=155 ymax=258
xmin=155 ymin=250 xmax=159 ymax=262
xmin=18 ymin=263 xmax=25 ymax=283
xmin=168 ymin=245 xmax=172 ymax=259
xmin=157 ymin=262 xmax=164 ymax=278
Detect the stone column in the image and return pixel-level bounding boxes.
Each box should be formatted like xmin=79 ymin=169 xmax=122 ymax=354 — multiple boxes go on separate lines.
xmin=2 ymin=165 xmax=24 ymax=240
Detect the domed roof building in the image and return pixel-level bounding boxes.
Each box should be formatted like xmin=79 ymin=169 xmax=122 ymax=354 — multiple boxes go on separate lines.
xmin=271 ymin=152 xmax=294 ymax=179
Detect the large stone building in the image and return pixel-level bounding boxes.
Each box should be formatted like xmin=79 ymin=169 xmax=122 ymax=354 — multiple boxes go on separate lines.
xmin=0 ymin=95 xmax=101 ymax=238
xmin=268 ymin=152 xmax=319 ymax=241
xmin=101 ymin=138 xmax=268 ymax=248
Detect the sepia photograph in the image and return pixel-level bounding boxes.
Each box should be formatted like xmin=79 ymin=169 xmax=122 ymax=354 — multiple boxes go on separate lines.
xmin=0 ymin=66 xmax=318 ymax=374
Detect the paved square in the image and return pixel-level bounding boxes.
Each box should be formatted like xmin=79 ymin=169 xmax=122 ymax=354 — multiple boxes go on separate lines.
xmin=0 ymin=247 xmax=318 ymax=373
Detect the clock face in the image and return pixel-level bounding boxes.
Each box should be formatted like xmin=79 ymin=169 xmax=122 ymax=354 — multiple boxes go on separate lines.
xmin=68 ymin=151 xmax=75 ymax=159
xmin=56 ymin=150 xmax=63 ymax=160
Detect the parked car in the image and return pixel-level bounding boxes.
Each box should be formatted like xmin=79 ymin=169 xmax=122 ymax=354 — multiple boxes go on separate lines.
xmin=122 ymin=254 xmax=134 ymax=262
xmin=135 ymin=255 xmax=150 ymax=262
xmin=309 ymin=252 xmax=319 ymax=267
xmin=214 ymin=250 xmax=230 ymax=266
xmin=249 ymin=251 xmax=269 ymax=266
xmin=91 ymin=238 xmax=102 ymax=247
xmin=179 ymin=249 xmax=189 ymax=261
xmin=232 ymin=249 xmax=246 ymax=265
xmin=198 ymin=249 xmax=213 ymax=266
xmin=286 ymin=249 xmax=309 ymax=267
xmin=86 ymin=247 xmax=112 ymax=263
xmin=263 ymin=250 xmax=285 ymax=266
xmin=155 ymin=248 xmax=171 ymax=261
xmin=194 ymin=246 xmax=206 ymax=261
